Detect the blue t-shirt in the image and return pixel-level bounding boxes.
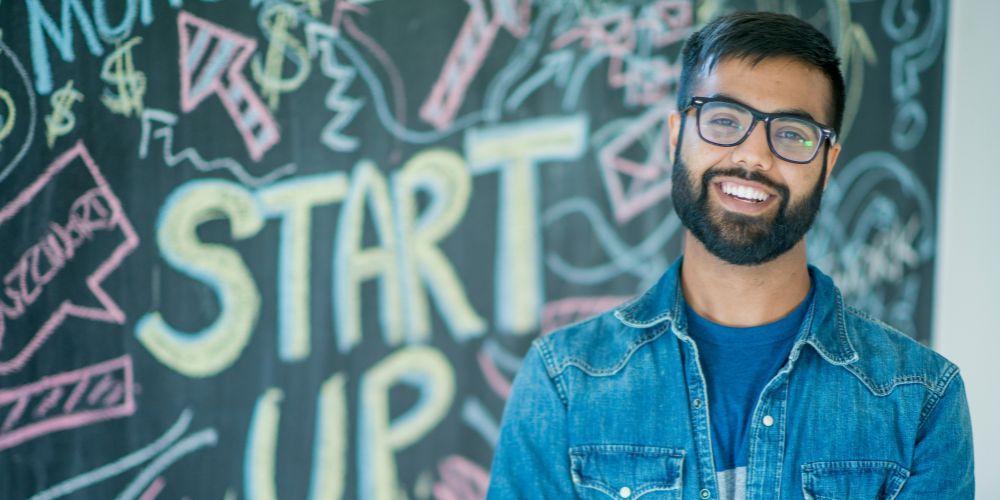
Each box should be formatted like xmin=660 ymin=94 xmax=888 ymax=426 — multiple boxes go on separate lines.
xmin=685 ymin=277 xmax=814 ymax=498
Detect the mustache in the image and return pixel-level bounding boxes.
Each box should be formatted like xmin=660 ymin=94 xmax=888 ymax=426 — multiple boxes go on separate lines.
xmin=701 ymin=167 xmax=790 ymax=200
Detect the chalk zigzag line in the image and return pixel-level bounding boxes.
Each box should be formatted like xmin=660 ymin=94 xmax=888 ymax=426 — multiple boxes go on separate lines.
xmin=139 ymin=109 xmax=296 ymax=187
xmin=305 ymin=22 xmax=365 ymax=152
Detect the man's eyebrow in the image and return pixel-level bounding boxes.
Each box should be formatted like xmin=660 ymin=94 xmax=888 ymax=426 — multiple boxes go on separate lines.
xmin=710 ymin=92 xmax=819 ymax=122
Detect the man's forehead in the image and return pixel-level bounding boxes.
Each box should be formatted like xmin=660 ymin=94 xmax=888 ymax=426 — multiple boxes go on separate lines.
xmin=692 ymin=56 xmax=834 ymax=125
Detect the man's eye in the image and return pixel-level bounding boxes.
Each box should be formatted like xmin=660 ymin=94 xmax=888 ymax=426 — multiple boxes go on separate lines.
xmin=709 ymin=117 xmax=741 ymax=128
xmin=776 ymin=129 xmax=808 ymax=142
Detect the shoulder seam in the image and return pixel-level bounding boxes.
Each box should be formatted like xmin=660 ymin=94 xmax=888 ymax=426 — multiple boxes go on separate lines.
xmin=841 ymin=307 xmax=952 ymax=397
xmin=532 ymin=338 xmax=569 ymax=407
xmin=552 ymin=322 xmax=671 ymax=377
xmin=917 ymin=364 xmax=960 ymax=431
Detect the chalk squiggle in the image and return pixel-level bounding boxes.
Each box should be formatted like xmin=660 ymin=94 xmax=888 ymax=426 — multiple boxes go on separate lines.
xmin=28 ymin=410 xmax=193 ymax=500
xmin=116 ymin=428 xmax=219 ymax=500
xmin=139 ymin=109 xmax=296 ymax=187
xmin=543 ymin=197 xmax=680 ymax=285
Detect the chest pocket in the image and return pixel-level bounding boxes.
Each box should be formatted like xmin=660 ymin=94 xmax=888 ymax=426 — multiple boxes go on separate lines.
xmin=802 ymin=460 xmax=910 ymax=500
xmin=569 ymin=445 xmax=684 ymax=499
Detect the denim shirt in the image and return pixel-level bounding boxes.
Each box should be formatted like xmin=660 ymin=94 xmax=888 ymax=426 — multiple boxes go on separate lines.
xmin=487 ymin=259 xmax=974 ymax=499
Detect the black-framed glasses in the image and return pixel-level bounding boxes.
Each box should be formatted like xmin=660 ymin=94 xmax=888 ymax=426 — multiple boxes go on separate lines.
xmin=685 ymin=96 xmax=837 ymax=164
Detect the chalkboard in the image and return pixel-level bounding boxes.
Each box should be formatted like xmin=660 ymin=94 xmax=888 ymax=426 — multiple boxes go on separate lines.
xmin=0 ymin=0 xmax=947 ymax=498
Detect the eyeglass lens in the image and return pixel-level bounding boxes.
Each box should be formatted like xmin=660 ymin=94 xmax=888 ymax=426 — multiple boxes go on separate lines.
xmin=698 ymin=101 xmax=822 ymax=163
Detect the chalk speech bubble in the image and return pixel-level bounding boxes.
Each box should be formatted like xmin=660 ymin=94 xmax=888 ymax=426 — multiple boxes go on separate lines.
xmin=0 ymin=141 xmax=140 ymax=375
xmin=0 ymin=355 xmax=135 ymax=451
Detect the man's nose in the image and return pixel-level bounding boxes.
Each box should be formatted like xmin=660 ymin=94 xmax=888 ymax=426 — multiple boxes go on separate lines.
xmin=730 ymin=121 xmax=775 ymax=170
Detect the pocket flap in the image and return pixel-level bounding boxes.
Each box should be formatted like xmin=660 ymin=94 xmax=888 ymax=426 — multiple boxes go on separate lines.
xmin=802 ymin=460 xmax=910 ymax=500
xmin=569 ymin=445 xmax=684 ymax=498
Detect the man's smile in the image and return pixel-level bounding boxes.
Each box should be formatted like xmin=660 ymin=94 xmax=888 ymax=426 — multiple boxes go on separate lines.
xmin=711 ymin=177 xmax=780 ymax=215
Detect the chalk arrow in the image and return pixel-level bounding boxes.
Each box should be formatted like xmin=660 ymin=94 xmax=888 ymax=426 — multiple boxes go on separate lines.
xmin=505 ymin=49 xmax=575 ymax=111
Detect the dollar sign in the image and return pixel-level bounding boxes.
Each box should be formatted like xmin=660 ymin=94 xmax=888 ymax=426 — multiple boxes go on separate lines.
xmin=0 ymin=88 xmax=14 ymax=149
xmin=251 ymin=3 xmax=312 ymax=111
xmin=45 ymin=80 xmax=84 ymax=148
xmin=101 ymin=36 xmax=146 ymax=117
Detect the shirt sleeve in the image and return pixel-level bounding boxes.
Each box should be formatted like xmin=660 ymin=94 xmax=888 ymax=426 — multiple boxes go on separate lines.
xmin=486 ymin=342 xmax=576 ymax=498
xmin=897 ymin=369 xmax=975 ymax=498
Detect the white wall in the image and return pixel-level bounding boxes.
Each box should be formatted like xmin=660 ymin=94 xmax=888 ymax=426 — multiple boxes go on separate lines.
xmin=934 ymin=0 xmax=1000 ymax=495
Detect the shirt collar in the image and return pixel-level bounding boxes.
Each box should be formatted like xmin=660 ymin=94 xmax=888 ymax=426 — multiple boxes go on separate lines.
xmin=613 ymin=257 xmax=859 ymax=366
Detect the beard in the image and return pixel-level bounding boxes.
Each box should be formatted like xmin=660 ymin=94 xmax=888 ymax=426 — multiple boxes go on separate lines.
xmin=670 ymin=136 xmax=827 ymax=266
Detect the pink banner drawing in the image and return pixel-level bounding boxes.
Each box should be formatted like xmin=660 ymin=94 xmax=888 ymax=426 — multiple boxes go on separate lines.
xmin=177 ymin=10 xmax=280 ymax=162
xmin=0 ymin=355 xmax=135 ymax=451
xmin=0 ymin=141 xmax=140 ymax=375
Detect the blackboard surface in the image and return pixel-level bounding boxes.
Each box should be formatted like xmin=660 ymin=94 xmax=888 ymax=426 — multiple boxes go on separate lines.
xmin=0 ymin=0 xmax=947 ymax=498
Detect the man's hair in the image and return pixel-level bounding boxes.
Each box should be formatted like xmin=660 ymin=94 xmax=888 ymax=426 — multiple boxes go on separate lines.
xmin=676 ymin=11 xmax=846 ymax=132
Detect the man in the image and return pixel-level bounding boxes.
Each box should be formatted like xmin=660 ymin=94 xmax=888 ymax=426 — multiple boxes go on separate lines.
xmin=487 ymin=11 xmax=974 ymax=499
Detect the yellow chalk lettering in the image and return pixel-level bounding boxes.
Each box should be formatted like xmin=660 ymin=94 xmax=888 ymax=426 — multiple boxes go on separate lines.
xmin=393 ymin=148 xmax=485 ymax=343
xmin=136 ymin=180 xmax=263 ymax=378
xmin=465 ymin=115 xmax=587 ymax=334
xmin=308 ymin=372 xmax=347 ymax=500
xmin=359 ymin=346 xmax=455 ymax=500
xmin=334 ymin=160 xmax=404 ymax=353
xmin=257 ymin=173 xmax=348 ymax=362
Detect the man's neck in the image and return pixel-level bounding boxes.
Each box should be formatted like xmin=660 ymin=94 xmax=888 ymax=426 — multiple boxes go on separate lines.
xmin=680 ymin=233 xmax=812 ymax=327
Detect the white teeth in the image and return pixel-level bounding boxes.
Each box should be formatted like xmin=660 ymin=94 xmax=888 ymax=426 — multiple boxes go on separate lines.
xmin=721 ymin=182 xmax=769 ymax=201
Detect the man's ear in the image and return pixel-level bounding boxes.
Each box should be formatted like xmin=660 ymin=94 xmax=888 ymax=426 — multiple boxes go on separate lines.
xmin=668 ymin=110 xmax=682 ymax=164
xmin=823 ymin=142 xmax=842 ymax=190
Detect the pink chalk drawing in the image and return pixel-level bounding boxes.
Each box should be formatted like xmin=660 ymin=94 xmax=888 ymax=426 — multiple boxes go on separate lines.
xmin=0 ymin=355 xmax=135 ymax=451
xmin=0 ymin=141 xmax=140 ymax=375
xmin=598 ymin=102 xmax=675 ymax=223
xmin=177 ymin=10 xmax=280 ymax=162
xmin=476 ymin=351 xmax=511 ymax=400
xmin=541 ymin=296 xmax=632 ymax=334
xmin=433 ymin=455 xmax=490 ymax=500
xmin=551 ymin=0 xmax=692 ymax=106
xmin=420 ymin=0 xmax=531 ymax=129
xmin=138 ymin=476 xmax=167 ymax=500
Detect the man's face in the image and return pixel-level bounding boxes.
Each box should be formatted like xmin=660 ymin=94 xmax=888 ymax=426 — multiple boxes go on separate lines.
xmin=668 ymin=56 xmax=842 ymax=265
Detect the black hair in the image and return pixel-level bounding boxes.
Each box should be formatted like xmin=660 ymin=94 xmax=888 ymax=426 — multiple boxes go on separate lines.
xmin=676 ymin=11 xmax=845 ymax=133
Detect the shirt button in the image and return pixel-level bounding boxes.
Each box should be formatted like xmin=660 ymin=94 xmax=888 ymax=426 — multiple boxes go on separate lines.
xmin=693 ymin=398 xmax=703 ymax=409
xmin=619 ymin=486 xmax=632 ymax=498
xmin=700 ymin=489 xmax=711 ymax=499
xmin=763 ymin=415 xmax=775 ymax=427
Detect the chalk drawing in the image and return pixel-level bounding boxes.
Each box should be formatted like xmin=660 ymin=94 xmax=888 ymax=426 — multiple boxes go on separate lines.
xmin=251 ymin=2 xmax=312 ymax=111
xmin=0 ymin=141 xmax=140 ymax=375
xmin=0 ymin=355 xmax=135 ymax=451
xmin=0 ymin=36 xmax=39 ymax=183
xmin=359 ymin=346 xmax=455 ymax=500
xmin=257 ymin=173 xmax=349 ymax=362
xmin=542 ymin=196 xmax=679 ymax=287
xmin=26 ymin=409 xmax=208 ymax=500
xmin=100 ymin=36 xmax=146 ymax=117
xmin=432 ymin=454 xmax=490 ymax=500
xmin=465 ymin=114 xmax=588 ymax=335
xmin=177 ymin=10 xmax=280 ymax=161
xmin=597 ymin=101 xmax=674 ymax=223
xmin=136 ymin=179 xmax=263 ymax=378
xmin=138 ymin=108 xmax=297 ymax=187
xmin=305 ymin=21 xmax=365 ymax=153
xmin=461 ymin=397 xmax=499 ymax=447
xmin=44 ymin=79 xmax=84 ymax=148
